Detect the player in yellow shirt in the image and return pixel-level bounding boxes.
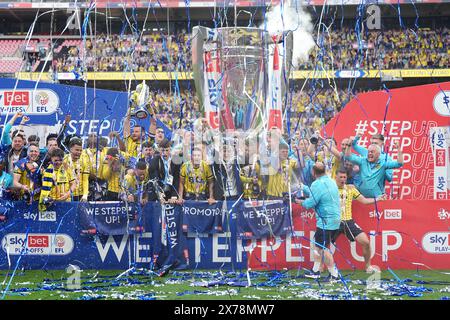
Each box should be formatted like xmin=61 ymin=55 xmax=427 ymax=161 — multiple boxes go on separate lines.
xmin=98 ymin=147 xmax=129 ymax=201
xmin=83 ymin=133 xmax=110 ymax=201
xmin=122 ymin=107 xmax=156 ymax=158
xmin=266 ymin=143 xmax=300 ymax=199
xmin=333 ymin=169 xmax=386 ymax=273
xmin=122 ymin=160 xmax=149 ymax=205
xmin=63 ymin=137 xmax=90 ymax=201
xmin=13 ymin=142 xmax=42 ymax=202
xmin=125 ymin=127 xmax=145 ymax=158
xmin=178 ymin=147 xmax=215 ymax=204
xmin=240 ymin=154 xmax=262 ymax=200
xmin=39 ymin=148 xmax=76 ymax=211
xmin=308 ymin=132 xmax=340 ymax=179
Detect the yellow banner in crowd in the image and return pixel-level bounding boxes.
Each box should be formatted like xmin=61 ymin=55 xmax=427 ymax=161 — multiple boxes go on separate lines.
xmin=291 ymin=69 xmax=450 ymax=79
xmin=16 ymin=69 xmax=450 ymax=81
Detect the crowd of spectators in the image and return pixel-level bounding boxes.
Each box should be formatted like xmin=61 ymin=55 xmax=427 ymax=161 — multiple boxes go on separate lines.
xmin=297 ymin=27 xmax=449 ymax=70
xmin=146 ymin=87 xmax=366 ymax=133
xmin=53 ymin=32 xmax=191 ymax=73
xmin=50 ymin=27 xmax=448 ymax=73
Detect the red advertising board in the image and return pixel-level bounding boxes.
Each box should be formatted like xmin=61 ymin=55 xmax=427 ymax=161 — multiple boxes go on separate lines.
xmin=323 ymin=82 xmax=450 ymax=200
xmin=248 ymin=201 xmax=450 ymax=270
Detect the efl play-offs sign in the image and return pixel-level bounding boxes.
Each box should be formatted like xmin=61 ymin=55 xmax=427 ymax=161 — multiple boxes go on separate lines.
xmin=430 ymin=126 xmax=450 ymax=200
xmin=0 ymin=89 xmax=59 ymax=115
xmin=1 ymin=233 xmax=74 ymax=256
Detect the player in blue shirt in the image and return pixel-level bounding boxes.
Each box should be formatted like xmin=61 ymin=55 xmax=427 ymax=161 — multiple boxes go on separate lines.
xmin=345 ymin=140 xmax=403 ymax=198
xmin=352 ymin=133 xmax=394 ymax=183
xmin=296 ymin=162 xmax=341 ymax=280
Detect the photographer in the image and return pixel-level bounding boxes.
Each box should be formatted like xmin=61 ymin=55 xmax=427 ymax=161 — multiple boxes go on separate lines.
xmin=308 ymin=132 xmax=341 ymax=178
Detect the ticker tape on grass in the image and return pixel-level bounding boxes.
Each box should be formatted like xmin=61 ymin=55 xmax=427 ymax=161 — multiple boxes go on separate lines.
xmin=1 ymin=269 xmax=449 ymax=300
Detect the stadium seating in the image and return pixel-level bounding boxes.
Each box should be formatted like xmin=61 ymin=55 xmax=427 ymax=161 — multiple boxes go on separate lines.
xmin=0 ymin=26 xmax=448 ymax=73
xmin=0 ymin=58 xmax=23 ymax=73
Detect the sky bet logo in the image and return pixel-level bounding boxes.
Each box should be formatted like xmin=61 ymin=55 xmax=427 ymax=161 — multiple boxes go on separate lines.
xmin=369 ymin=209 xmax=402 ymax=220
xmin=435 ymin=149 xmax=446 ymax=167
xmin=0 ymin=89 xmax=58 ymax=115
xmin=8 ymin=235 xmax=49 ymax=247
xmin=23 ymin=211 xmax=56 ymax=222
xmin=422 ymin=232 xmax=450 ymax=254
xmin=28 ymin=235 xmax=49 ymax=247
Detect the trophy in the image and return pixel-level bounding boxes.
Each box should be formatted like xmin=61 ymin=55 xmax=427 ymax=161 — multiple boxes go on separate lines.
xmin=192 ymin=26 xmax=293 ymax=135
xmin=129 ymin=80 xmax=151 ymax=119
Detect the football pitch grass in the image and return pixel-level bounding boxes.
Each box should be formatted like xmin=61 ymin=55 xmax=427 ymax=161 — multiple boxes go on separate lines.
xmin=0 ymin=269 xmax=449 ymax=300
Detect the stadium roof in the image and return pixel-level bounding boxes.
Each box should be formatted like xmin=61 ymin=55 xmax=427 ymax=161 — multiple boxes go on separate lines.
xmin=0 ymin=0 xmax=448 ymax=9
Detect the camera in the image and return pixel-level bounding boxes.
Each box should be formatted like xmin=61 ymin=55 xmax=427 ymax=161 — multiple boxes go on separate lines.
xmin=163 ymin=184 xmax=173 ymax=200
xmin=22 ymin=191 xmax=31 ymax=202
xmin=42 ymin=197 xmax=53 ymax=206
xmin=127 ymin=206 xmax=138 ymax=220
xmin=251 ymin=182 xmax=260 ymax=196
xmin=309 ymin=134 xmax=319 ymax=145
xmin=89 ymin=180 xmax=107 ymax=201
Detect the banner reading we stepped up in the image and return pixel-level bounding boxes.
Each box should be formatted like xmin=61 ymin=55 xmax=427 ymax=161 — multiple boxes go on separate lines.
xmin=324 ymin=82 xmax=450 ymax=200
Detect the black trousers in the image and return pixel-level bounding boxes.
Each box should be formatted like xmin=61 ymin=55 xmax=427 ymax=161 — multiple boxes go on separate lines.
xmin=103 ymin=191 xmax=119 ymax=201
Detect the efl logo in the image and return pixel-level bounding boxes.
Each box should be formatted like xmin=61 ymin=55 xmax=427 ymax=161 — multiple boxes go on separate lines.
xmin=384 ymin=209 xmax=402 ymax=220
xmin=436 ymin=149 xmax=446 ymax=167
xmin=422 ymin=232 xmax=450 ymax=254
xmin=28 ymin=235 xmax=49 ymax=248
xmin=55 ymin=236 xmax=65 ymax=248
xmin=4 ymin=91 xmax=29 ymax=106
xmin=35 ymin=91 xmax=49 ymax=105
